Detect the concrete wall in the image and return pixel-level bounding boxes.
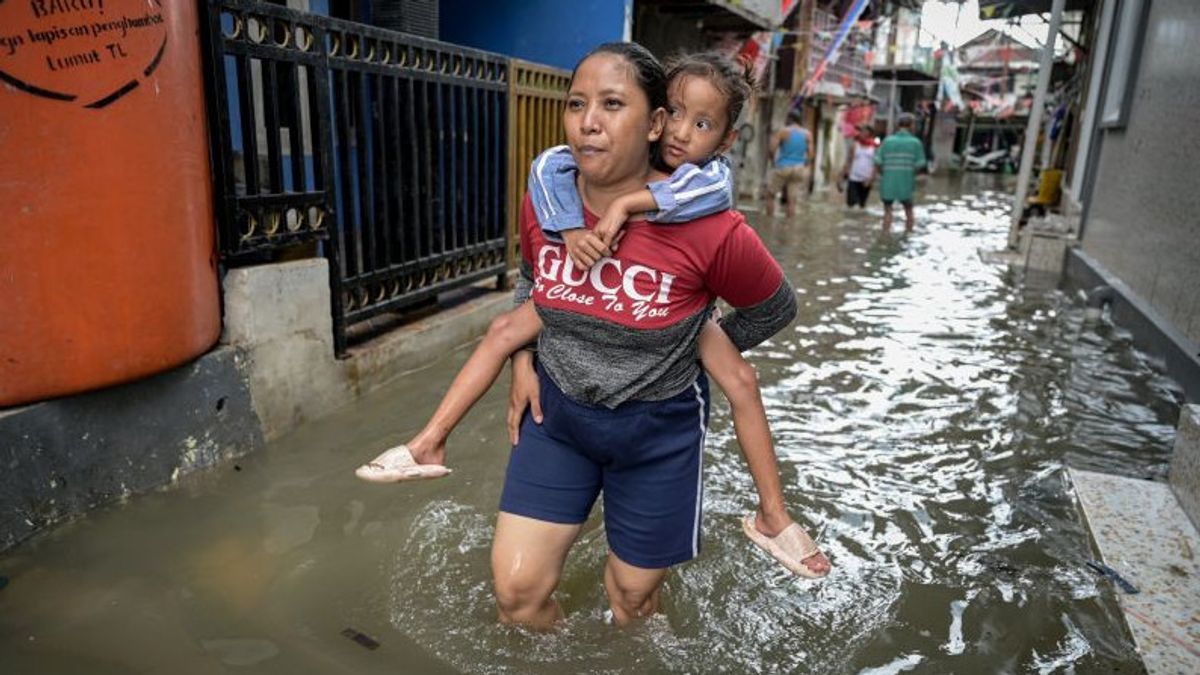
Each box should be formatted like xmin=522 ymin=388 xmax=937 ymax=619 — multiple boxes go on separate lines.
xmin=632 ymin=4 xmax=711 ymax=58
xmin=1080 ymin=0 xmax=1200 ymax=345
xmin=0 ymin=349 xmax=265 ymax=551
xmin=0 ymin=259 xmax=510 ymax=552
xmin=439 ymin=0 xmax=629 ymax=71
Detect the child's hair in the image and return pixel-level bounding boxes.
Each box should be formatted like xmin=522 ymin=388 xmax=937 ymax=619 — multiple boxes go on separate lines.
xmin=570 ymin=42 xmax=667 ymax=112
xmin=786 ymin=109 xmax=804 ymax=125
xmin=664 ymin=51 xmax=757 ymax=133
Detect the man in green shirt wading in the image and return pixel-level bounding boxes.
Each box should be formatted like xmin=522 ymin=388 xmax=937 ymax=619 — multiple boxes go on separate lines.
xmin=874 ymin=113 xmax=927 ymax=232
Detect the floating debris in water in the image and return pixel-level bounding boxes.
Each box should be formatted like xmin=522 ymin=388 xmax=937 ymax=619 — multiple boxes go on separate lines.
xmin=1085 ymin=560 xmax=1140 ymax=594
xmin=341 ymin=627 xmax=380 ymax=650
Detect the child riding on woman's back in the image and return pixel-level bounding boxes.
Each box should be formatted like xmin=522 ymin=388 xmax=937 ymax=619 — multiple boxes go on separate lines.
xmin=357 ymin=50 xmax=831 ymax=580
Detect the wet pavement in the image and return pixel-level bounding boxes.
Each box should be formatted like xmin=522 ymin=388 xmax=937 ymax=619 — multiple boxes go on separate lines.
xmin=0 ymin=175 xmax=1181 ymax=674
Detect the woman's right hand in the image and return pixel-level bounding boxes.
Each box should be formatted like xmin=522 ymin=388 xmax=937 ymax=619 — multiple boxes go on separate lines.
xmin=507 ymin=350 xmax=542 ymax=445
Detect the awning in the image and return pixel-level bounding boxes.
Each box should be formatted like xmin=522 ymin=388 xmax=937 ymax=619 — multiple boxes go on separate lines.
xmin=979 ymin=0 xmax=1092 ymax=20
xmin=871 ymin=64 xmax=940 ymax=83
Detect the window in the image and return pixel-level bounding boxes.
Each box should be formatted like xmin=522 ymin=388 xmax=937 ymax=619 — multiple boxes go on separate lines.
xmin=1100 ymin=0 xmax=1151 ymax=128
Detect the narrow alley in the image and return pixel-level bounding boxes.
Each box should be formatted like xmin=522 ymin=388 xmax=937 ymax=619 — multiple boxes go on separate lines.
xmin=0 ymin=177 xmax=1177 ymax=673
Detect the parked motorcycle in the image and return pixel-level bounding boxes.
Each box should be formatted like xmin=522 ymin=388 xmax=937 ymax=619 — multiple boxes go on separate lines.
xmin=964 ymin=147 xmax=1016 ymax=173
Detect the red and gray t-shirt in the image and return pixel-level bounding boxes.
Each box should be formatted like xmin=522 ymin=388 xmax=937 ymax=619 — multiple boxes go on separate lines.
xmin=516 ymin=194 xmax=796 ymax=408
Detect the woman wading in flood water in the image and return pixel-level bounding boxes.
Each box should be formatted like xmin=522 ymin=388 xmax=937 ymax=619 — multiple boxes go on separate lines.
xmin=360 ymin=42 xmax=829 ymax=628
xmin=494 ymin=42 xmax=819 ymax=629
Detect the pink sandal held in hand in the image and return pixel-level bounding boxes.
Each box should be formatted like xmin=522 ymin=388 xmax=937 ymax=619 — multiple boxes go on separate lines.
xmin=741 ymin=513 xmax=830 ymax=579
xmin=355 ymin=444 xmax=451 ymax=483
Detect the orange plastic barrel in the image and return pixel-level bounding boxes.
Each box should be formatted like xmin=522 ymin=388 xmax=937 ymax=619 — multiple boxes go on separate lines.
xmin=1 ymin=0 xmax=220 ymax=407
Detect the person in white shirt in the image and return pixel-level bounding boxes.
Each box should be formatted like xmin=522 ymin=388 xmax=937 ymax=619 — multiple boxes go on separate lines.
xmin=840 ymin=124 xmax=876 ymax=208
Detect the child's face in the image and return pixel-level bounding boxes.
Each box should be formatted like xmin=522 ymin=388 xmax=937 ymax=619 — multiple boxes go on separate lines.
xmin=662 ymin=76 xmax=736 ymax=168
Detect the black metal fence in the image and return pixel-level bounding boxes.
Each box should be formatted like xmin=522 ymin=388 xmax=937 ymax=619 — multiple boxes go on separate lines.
xmin=202 ymin=0 xmax=509 ymax=354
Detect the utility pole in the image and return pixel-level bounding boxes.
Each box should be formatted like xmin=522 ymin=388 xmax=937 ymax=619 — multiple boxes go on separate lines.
xmin=1007 ymin=0 xmax=1065 ymax=249
xmin=888 ymin=71 xmax=898 ymax=134
xmin=795 ymin=0 xmax=817 ymax=96
xmin=760 ymin=43 xmax=778 ymax=206
xmin=885 ymin=9 xmax=898 ymax=134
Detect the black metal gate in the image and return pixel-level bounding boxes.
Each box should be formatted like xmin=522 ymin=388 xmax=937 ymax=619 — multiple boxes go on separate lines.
xmin=201 ymin=0 xmax=509 ymax=354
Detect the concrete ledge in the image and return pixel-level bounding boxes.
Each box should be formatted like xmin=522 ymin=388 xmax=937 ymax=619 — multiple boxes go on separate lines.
xmin=1171 ymin=405 xmax=1200 ymax=529
xmin=1070 ymin=468 xmax=1200 ymax=674
xmin=221 ymin=259 xmax=344 ymax=439
xmin=1018 ymin=219 xmax=1077 ymax=290
xmin=1064 ymin=249 xmax=1200 ymax=403
xmin=221 ymin=259 xmax=511 ymax=439
xmin=1023 ymin=233 xmax=1071 ymax=274
xmin=0 ymin=348 xmax=264 ymax=551
xmin=344 ymin=289 xmax=512 ymax=396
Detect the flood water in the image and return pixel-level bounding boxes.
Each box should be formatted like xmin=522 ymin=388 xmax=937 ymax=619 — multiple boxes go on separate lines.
xmin=0 ymin=176 xmax=1181 ymax=674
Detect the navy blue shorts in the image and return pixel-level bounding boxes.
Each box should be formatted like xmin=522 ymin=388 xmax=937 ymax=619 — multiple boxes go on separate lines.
xmin=499 ymin=365 xmax=711 ymax=569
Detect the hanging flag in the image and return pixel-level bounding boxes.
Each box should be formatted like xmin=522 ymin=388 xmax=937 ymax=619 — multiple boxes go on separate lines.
xmin=800 ymin=0 xmax=871 ymax=96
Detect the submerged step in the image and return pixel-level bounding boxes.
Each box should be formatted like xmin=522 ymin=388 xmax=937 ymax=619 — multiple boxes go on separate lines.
xmin=1170 ymin=405 xmax=1200 ymax=529
xmin=1070 ymin=468 xmax=1200 ymax=674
